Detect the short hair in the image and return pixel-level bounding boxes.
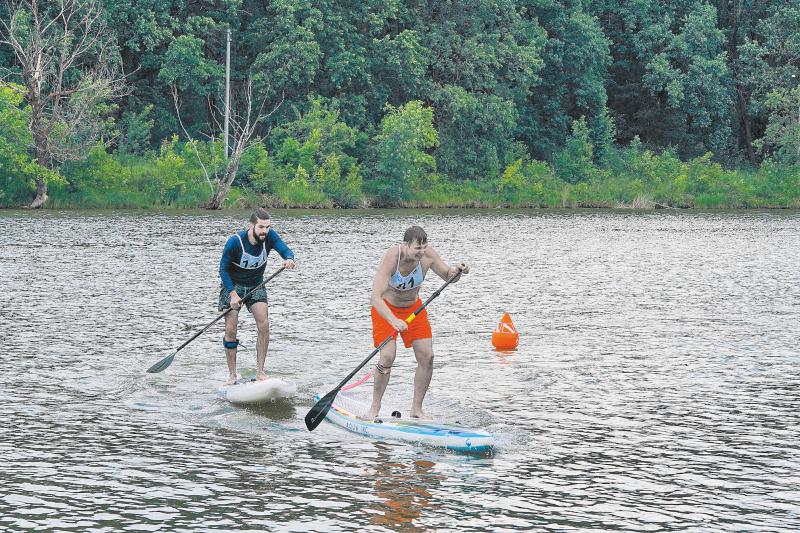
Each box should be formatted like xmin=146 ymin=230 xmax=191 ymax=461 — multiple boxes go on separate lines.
xmin=403 ymin=225 xmax=427 ymax=244
xmin=250 ymin=207 xmax=270 ymax=224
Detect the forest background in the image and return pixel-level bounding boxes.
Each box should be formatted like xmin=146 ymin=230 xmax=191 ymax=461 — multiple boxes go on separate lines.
xmin=1 ymin=0 xmax=799 ymax=209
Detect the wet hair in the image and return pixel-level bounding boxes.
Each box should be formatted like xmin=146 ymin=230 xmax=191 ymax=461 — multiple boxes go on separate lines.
xmin=403 ymin=225 xmax=428 ymax=244
xmin=250 ymin=207 xmax=270 ymax=224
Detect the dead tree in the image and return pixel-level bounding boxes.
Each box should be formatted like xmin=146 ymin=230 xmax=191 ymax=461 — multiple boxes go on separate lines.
xmin=0 ymin=0 xmax=126 ymax=207
xmin=172 ymin=79 xmax=283 ymax=210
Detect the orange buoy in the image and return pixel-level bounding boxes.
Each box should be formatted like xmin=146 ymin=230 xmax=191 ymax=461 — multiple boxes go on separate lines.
xmin=492 ymin=312 xmax=519 ymax=350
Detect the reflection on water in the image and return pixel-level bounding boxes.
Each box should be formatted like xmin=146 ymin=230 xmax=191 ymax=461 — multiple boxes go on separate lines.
xmin=369 ymin=453 xmax=441 ymax=531
xmin=1 ymin=209 xmax=799 ymax=531
xmin=493 ymin=350 xmax=518 ymax=366
xmin=246 ymin=400 xmax=297 ymax=421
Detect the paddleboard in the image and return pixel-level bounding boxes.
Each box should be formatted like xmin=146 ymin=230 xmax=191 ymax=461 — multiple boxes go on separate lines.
xmin=218 ymin=377 xmax=296 ymax=404
xmin=317 ymin=392 xmax=494 ymax=454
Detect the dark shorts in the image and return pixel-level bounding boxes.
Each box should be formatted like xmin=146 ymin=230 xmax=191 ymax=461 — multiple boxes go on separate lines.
xmin=218 ymin=283 xmax=268 ymax=313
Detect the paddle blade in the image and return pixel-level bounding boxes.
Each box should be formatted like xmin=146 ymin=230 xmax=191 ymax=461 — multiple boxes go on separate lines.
xmin=146 ymin=352 xmax=176 ymax=374
xmin=305 ymin=388 xmax=339 ymax=431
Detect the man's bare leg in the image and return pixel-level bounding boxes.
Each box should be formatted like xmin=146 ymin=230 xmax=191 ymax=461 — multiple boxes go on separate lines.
xmin=366 ymin=341 xmax=397 ymax=418
xmin=224 ymin=309 xmax=239 ymax=385
xmin=251 ymin=302 xmax=270 ymax=381
xmin=410 ymin=338 xmax=434 ymax=419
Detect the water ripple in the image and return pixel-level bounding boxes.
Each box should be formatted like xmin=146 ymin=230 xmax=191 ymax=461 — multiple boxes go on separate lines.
xmin=1 ymin=209 xmax=799 ymax=531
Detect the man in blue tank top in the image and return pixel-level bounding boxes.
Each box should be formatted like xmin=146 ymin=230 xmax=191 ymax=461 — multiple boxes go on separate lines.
xmin=219 ymin=208 xmax=295 ymax=384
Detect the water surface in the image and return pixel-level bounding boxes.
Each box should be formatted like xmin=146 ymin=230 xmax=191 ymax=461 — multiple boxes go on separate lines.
xmin=1 ymin=209 xmax=798 ymax=531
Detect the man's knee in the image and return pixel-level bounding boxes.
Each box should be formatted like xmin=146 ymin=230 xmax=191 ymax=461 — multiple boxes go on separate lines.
xmin=376 ymin=351 xmax=396 ymax=375
xmin=415 ymin=349 xmax=434 ymax=367
xmin=224 ymin=312 xmax=239 ymax=328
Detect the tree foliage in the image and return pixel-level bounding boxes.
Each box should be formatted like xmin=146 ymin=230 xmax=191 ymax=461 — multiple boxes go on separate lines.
xmin=1 ymin=0 xmax=800 ymax=208
xmin=371 ymin=100 xmax=438 ymax=204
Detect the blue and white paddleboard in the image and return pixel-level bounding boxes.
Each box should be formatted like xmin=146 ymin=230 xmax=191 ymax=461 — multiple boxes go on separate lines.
xmin=219 ymin=377 xmax=296 ymax=404
xmin=317 ymin=392 xmax=495 ymax=454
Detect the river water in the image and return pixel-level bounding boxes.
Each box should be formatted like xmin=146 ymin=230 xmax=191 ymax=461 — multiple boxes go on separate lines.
xmin=1 ymin=209 xmax=798 ymax=531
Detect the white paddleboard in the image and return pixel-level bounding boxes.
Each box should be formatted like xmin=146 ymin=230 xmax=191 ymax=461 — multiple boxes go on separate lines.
xmin=218 ymin=377 xmax=297 ymax=404
xmin=318 ymin=392 xmax=495 ymax=454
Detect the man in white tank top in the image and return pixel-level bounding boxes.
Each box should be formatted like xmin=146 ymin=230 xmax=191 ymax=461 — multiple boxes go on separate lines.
xmin=367 ymin=225 xmax=469 ymax=419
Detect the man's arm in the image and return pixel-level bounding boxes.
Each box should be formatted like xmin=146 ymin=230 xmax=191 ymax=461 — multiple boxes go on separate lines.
xmin=427 ymin=247 xmax=468 ymax=281
xmin=268 ymin=229 xmax=296 ymax=268
xmin=219 ymin=237 xmax=237 ymax=293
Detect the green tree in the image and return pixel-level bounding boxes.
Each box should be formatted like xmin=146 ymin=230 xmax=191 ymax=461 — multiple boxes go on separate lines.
xmin=731 ymin=4 xmax=800 ymax=163
xmin=247 ymin=0 xmax=322 ymax=107
xmin=103 ymin=0 xmax=225 ymax=143
xmin=553 ymin=117 xmax=596 ymax=184
xmin=520 ymin=2 xmax=612 ymax=161
xmin=158 ymin=34 xmax=223 ymax=95
xmin=370 ymin=100 xmax=438 ymax=204
xmin=118 ymin=104 xmax=155 ymax=156
xmin=416 ymin=0 xmax=545 ymax=179
xmin=591 ymin=1 xmax=732 ymax=160
xmin=642 ymin=4 xmax=733 ymax=158
xmin=432 ymin=86 xmax=520 ymax=180
xmin=761 ymin=86 xmax=800 ymax=164
xmin=0 ymin=85 xmax=59 ymax=206
xmin=270 ymin=97 xmax=363 ymax=206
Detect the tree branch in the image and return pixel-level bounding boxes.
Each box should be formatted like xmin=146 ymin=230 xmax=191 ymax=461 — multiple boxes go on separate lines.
xmin=172 ymin=84 xmax=216 ymax=193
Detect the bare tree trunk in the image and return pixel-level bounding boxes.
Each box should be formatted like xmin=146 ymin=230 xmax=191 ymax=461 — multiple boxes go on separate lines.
xmin=206 ymin=183 xmax=231 ymax=210
xmin=29 ymin=180 xmax=49 ymax=208
xmin=173 ymin=78 xmax=282 ymax=210
xmin=29 ymin=104 xmax=51 ymax=208
xmin=206 ymin=145 xmax=244 ymax=209
xmin=206 ymin=165 xmax=235 ymax=209
xmin=736 ymin=86 xmax=756 ymax=164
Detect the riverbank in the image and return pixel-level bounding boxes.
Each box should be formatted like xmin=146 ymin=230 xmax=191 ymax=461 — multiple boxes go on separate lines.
xmin=3 ymin=142 xmax=799 ymax=210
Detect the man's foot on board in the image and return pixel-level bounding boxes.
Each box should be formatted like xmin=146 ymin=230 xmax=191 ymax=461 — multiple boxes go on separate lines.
xmin=226 ymin=376 xmax=237 ymax=385
xmin=410 ymin=410 xmax=431 ymax=420
xmin=255 ymin=373 xmax=269 ymax=381
xmin=364 ymin=407 xmax=380 ymax=419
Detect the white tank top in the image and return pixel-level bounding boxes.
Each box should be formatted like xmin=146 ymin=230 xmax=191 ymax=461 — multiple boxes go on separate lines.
xmin=388 ymin=244 xmax=425 ymax=291
xmin=235 ymin=234 xmax=267 ymax=270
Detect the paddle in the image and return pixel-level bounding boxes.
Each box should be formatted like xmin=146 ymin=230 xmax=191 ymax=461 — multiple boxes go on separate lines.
xmin=146 ymin=266 xmax=286 ymax=374
xmin=304 ymin=268 xmax=464 ymax=431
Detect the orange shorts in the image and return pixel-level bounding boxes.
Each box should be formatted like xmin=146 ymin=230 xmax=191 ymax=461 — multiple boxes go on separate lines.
xmin=371 ymin=298 xmax=432 ymax=348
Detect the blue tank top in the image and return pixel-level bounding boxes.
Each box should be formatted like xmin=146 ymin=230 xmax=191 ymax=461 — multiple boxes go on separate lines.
xmin=389 ymin=244 xmax=425 ymax=291
xmin=219 ymin=229 xmax=294 ymax=292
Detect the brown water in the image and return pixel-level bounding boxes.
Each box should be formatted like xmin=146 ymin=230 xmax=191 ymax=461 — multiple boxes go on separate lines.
xmin=1 ymin=209 xmax=799 ymax=531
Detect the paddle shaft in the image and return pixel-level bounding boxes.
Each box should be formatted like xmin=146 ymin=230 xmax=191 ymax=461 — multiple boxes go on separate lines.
xmin=176 ymin=265 xmax=285 ymax=350
xmin=146 ymin=265 xmax=285 ymax=373
xmin=305 ymin=269 xmax=462 ymax=430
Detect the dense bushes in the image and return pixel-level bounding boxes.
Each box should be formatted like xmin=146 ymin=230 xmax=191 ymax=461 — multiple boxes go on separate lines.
xmin=3 ymin=98 xmax=799 ymax=209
